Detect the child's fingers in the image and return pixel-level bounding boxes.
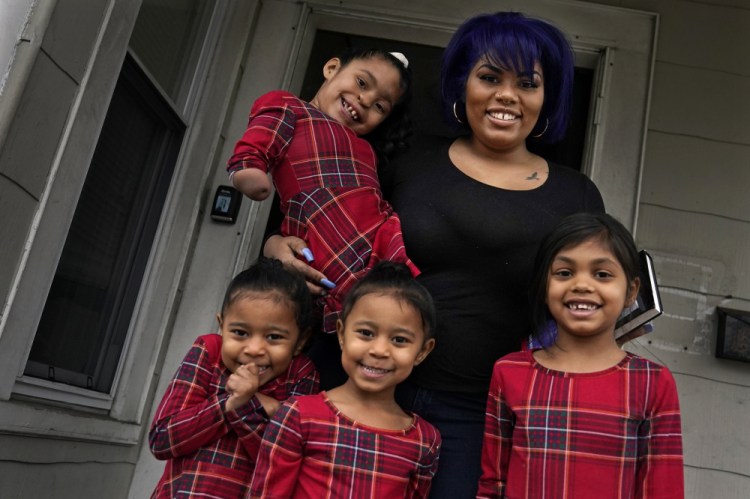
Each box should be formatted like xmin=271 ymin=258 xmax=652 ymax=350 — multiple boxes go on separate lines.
xmin=244 ymin=362 xmax=259 ymax=377
xmin=226 ymin=365 xmax=260 ymax=402
xmin=234 ymin=363 xmax=259 ymax=380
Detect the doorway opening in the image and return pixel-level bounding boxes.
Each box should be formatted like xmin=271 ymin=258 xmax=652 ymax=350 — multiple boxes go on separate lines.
xmin=299 ymin=30 xmax=593 ymax=171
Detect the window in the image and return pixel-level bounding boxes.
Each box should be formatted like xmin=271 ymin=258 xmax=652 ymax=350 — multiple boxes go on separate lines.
xmin=22 ymin=0 xmax=212 ymax=396
xmin=24 ymin=54 xmax=185 ymax=393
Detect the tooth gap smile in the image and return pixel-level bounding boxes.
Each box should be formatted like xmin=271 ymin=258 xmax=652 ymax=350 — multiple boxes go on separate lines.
xmin=342 ymin=99 xmax=359 ymax=121
xmin=569 ymin=303 xmax=597 ymax=310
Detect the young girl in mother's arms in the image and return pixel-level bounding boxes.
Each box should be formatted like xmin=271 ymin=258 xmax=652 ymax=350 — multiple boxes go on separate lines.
xmin=478 ymin=212 xmax=684 ymax=499
xmin=227 ymin=48 xmax=417 ymax=337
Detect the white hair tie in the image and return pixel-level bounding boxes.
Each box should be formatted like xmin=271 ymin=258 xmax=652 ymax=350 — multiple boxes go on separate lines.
xmin=389 ymin=52 xmax=409 ymax=69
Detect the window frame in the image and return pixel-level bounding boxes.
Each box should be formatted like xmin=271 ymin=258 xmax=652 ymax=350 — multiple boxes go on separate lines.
xmin=21 ymin=51 xmax=187 ymax=396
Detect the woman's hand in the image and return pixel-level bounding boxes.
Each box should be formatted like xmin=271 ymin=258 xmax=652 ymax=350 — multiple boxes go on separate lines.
xmin=263 ymin=235 xmax=332 ymax=295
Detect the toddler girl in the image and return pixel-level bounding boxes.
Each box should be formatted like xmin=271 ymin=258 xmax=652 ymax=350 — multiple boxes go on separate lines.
xmin=248 ymin=262 xmax=441 ymax=498
xmin=149 ymin=258 xmax=319 ymax=498
xmin=478 ymin=212 xmax=683 ymax=498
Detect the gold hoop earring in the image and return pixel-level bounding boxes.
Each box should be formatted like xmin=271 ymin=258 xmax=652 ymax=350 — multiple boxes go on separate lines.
xmin=453 ymin=101 xmax=464 ymax=124
xmin=532 ymin=118 xmax=549 ymax=138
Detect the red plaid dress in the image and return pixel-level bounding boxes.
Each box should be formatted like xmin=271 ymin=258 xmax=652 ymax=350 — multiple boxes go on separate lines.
xmin=227 ymin=91 xmax=418 ymax=333
xmin=247 ymin=391 xmax=441 ymax=498
xmin=478 ymin=350 xmax=684 ymax=499
xmin=149 ymin=334 xmax=320 ymax=498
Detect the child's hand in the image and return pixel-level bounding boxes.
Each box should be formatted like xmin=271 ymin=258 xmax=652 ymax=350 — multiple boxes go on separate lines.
xmin=225 ymin=363 xmax=260 ymax=412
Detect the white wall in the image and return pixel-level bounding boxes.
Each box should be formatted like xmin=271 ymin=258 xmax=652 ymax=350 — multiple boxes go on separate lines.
xmin=594 ymin=0 xmax=750 ymax=496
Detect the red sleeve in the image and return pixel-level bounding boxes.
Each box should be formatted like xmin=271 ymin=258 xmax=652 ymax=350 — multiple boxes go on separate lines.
xmin=636 ymin=367 xmax=684 ymax=498
xmin=227 ymin=90 xmax=297 ymax=175
xmin=225 ymin=396 xmax=269 ymax=460
xmin=148 ymin=337 xmax=231 ymax=459
xmin=408 ymin=419 xmax=442 ymax=498
xmin=247 ymin=400 xmax=304 ymax=498
xmin=477 ymin=360 xmax=514 ymax=498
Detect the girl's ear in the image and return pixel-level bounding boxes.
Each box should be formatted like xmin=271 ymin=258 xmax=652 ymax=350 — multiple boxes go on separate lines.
xmin=216 ymin=313 xmax=223 ymax=329
xmin=414 ymin=338 xmax=436 ymax=366
xmin=322 ymin=58 xmax=342 ymax=80
xmin=336 ymin=318 xmax=345 ymax=348
xmin=627 ymin=277 xmax=641 ymax=306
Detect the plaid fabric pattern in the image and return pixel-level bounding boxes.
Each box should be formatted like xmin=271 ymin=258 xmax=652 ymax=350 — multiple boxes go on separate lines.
xmin=149 ymin=334 xmax=319 ymax=498
xmin=227 ymin=91 xmax=418 ymax=333
xmin=247 ymin=392 xmax=441 ymax=498
xmin=478 ymin=350 xmax=684 ymax=499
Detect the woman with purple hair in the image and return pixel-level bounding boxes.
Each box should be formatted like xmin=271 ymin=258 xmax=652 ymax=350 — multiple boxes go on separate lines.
xmin=266 ymin=12 xmax=604 ymax=497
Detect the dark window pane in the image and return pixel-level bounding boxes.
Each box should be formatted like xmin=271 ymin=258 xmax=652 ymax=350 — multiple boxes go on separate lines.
xmin=25 ymin=55 xmax=185 ymax=392
xmin=527 ymin=66 xmax=593 ymax=171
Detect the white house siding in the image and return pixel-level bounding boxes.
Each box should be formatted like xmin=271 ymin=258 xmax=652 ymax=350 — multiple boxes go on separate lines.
xmin=0 ymin=1 xmax=748 ymax=498
xmin=595 ymin=0 xmax=750 ymax=496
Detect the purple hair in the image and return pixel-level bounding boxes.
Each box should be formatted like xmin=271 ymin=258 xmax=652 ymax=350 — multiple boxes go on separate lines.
xmin=441 ymin=12 xmax=575 ymax=143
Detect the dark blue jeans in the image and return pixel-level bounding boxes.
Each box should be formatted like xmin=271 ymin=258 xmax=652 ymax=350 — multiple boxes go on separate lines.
xmin=396 ymin=381 xmax=487 ymax=499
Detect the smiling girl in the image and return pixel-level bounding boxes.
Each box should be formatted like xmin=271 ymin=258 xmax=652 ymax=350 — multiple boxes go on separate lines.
xmin=149 ymin=258 xmax=319 ymax=498
xmin=227 ymin=48 xmax=417 ymax=341
xmin=478 ymin=213 xmax=684 ymax=498
xmin=248 ymin=262 xmax=441 ymax=498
